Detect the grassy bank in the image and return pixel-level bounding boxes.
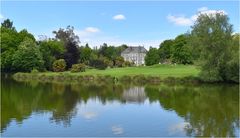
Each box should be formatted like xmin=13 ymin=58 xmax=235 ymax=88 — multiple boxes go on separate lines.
xmin=13 ymin=64 xmax=201 ymax=84
xmin=79 ymin=64 xmax=199 ymax=78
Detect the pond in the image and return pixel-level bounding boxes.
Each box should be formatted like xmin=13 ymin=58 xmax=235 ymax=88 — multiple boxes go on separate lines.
xmin=1 ymin=77 xmax=239 ymax=137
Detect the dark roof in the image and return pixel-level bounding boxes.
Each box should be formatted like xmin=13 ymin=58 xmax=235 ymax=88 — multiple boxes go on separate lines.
xmin=121 ymin=46 xmax=147 ymax=54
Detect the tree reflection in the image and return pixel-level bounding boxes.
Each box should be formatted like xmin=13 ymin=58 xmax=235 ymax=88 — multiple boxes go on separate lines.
xmin=145 ymin=84 xmax=239 ymax=137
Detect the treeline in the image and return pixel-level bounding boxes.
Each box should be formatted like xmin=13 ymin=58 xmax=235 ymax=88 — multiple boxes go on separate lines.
xmin=145 ymin=34 xmax=193 ymax=66
xmin=1 ymin=12 xmax=239 ymax=83
xmin=1 ymin=20 xmax=132 ymax=73
xmin=145 ymin=13 xmax=239 ymax=83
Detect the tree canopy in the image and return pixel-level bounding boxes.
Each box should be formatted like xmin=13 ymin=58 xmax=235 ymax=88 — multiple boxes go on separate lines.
xmin=145 ymin=47 xmax=160 ymax=66
xmin=12 ymin=38 xmax=44 ymax=72
xmin=190 ymin=13 xmax=238 ymax=82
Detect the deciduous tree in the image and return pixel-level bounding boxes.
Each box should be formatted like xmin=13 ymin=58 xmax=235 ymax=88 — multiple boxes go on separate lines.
xmin=53 ymin=26 xmax=80 ymax=68
xmin=12 ymin=38 xmax=44 ymax=72
xmin=39 ymin=40 xmax=65 ymax=70
xmin=145 ymin=47 xmax=160 ymax=66
xmin=191 ymin=13 xmax=237 ymax=82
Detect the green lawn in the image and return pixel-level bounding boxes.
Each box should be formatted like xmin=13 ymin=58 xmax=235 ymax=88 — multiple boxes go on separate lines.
xmin=40 ymin=64 xmax=200 ymax=78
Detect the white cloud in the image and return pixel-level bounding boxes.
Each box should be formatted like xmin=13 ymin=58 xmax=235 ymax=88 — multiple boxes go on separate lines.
xmin=167 ymin=14 xmax=193 ymax=26
xmin=198 ymin=7 xmax=208 ymax=12
xmin=75 ymin=27 xmax=100 ymax=38
xmin=0 ymin=13 xmax=4 ymax=20
xmin=167 ymin=7 xmax=227 ymax=26
xmin=199 ymin=9 xmax=227 ymax=16
xmin=197 ymin=7 xmax=227 ymax=15
xmin=113 ymin=14 xmax=126 ymax=20
xmin=85 ymin=27 xmax=100 ymax=33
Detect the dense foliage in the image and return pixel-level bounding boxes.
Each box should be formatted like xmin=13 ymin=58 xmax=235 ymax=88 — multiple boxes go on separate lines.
xmin=158 ymin=40 xmax=173 ymax=63
xmin=97 ymin=43 xmax=127 ymax=66
xmin=78 ymin=43 xmax=93 ymax=65
xmin=190 ymin=13 xmax=239 ymax=83
xmin=70 ymin=63 xmax=86 ymax=73
xmin=1 ymin=21 xmax=36 ymax=72
xmin=39 ymin=40 xmax=65 ymax=71
xmin=0 ymin=19 xmax=129 ymax=73
xmin=150 ymin=34 xmax=193 ymax=65
xmin=53 ymin=26 xmax=80 ymax=69
xmin=52 ymin=59 xmax=66 ymax=72
xmin=171 ymin=34 xmax=192 ymax=64
xmin=11 ymin=38 xmax=44 ymax=72
xmin=89 ymin=58 xmax=108 ymax=70
xmin=145 ymin=47 xmax=160 ymax=66
xmin=143 ymin=13 xmax=239 ymax=83
xmin=1 ymin=19 xmax=15 ymax=30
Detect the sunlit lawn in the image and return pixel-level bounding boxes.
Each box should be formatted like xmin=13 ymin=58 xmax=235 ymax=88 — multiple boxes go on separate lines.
xmin=41 ymin=64 xmax=200 ymax=78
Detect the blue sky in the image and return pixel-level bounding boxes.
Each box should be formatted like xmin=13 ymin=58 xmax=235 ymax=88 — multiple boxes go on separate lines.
xmin=1 ymin=1 xmax=239 ymax=49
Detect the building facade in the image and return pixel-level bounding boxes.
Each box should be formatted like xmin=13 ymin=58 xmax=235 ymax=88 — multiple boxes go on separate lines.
xmin=121 ymin=46 xmax=147 ymax=66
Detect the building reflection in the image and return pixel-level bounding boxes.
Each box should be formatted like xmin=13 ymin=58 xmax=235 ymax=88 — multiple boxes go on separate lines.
xmin=122 ymin=87 xmax=146 ymax=103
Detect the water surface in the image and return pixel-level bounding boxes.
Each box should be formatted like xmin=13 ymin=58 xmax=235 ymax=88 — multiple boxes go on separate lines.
xmin=1 ymin=78 xmax=239 ymax=137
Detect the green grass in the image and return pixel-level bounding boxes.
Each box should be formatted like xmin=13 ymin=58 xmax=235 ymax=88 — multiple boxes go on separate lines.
xmin=38 ymin=64 xmax=200 ymax=78
xmin=81 ymin=64 xmax=199 ymax=78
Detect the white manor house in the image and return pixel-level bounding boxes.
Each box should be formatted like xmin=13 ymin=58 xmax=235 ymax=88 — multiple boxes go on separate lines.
xmin=121 ymin=46 xmax=147 ymax=66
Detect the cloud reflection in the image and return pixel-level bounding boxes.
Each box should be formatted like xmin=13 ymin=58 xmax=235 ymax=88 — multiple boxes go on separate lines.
xmin=111 ymin=125 xmax=124 ymax=135
xmin=79 ymin=111 xmax=98 ymax=120
xmin=168 ymin=122 xmax=189 ymax=135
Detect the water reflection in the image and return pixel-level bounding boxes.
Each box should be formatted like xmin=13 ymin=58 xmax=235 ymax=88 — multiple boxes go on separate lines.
xmin=1 ymin=78 xmax=239 ymax=137
xmin=168 ymin=122 xmax=190 ymax=136
xmin=111 ymin=125 xmax=124 ymax=135
xmin=145 ymin=84 xmax=239 ymax=137
xmin=79 ymin=111 xmax=98 ymax=120
xmin=122 ymin=87 xmax=146 ymax=103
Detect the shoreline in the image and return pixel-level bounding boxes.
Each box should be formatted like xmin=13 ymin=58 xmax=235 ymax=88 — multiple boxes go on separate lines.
xmin=11 ymin=72 xmax=238 ymax=85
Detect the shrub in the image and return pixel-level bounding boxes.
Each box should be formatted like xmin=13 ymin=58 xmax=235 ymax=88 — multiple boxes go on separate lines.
xmin=89 ymin=59 xmax=108 ymax=70
xmin=115 ymin=56 xmax=124 ymax=67
xmin=103 ymin=58 xmax=114 ymax=68
xmin=123 ymin=61 xmax=134 ymax=67
xmin=52 ymin=59 xmax=66 ymax=72
xmin=71 ymin=63 xmax=86 ymax=73
xmin=31 ymin=68 xmax=39 ymax=73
